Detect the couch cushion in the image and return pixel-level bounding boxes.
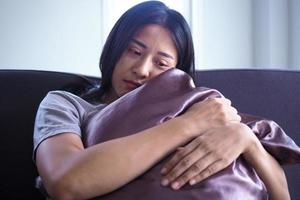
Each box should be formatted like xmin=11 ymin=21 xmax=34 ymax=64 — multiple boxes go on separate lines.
xmin=0 ymin=70 xmax=98 ymax=199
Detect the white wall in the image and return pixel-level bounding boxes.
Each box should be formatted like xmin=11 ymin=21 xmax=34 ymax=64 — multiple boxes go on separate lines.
xmin=0 ymin=0 xmax=299 ymax=76
xmin=0 ymin=0 xmax=190 ymax=76
xmin=0 ymin=0 xmax=102 ymax=76
xmin=290 ymin=0 xmax=300 ymax=69
xmin=198 ymin=0 xmax=253 ymax=69
xmin=252 ymin=0 xmax=289 ymax=68
xmin=199 ymin=0 xmax=300 ymax=69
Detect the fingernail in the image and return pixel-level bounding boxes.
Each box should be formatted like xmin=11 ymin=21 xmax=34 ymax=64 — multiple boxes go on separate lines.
xmin=160 ymin=168 xmax=167 ymax=174
xmin=189 ymin=179 xmax=196 ymax=185
xmin=161 ymin=179 xmax=169 ymax=186
xmin=172 ymin=182 xmax=180 ymax=190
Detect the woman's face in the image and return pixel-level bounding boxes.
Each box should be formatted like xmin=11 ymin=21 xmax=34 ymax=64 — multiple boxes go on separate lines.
xmin=107 ymin=24 xmax=178 ymax=102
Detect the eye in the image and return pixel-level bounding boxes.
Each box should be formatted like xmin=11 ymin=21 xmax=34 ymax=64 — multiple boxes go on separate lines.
xmin=128 ymin=47 xmax=141 ymax=56
xmin=158 ymin=62 xmax=166 ymax=67
xmin=156 ymin=60 xmax=169 ymax=69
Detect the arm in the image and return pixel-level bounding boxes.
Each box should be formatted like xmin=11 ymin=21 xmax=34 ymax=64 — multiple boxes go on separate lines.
xmin=36 ymin=98 xmax=237 ymax=200
xmin=160 ymin=123 xmax=290 ymax=199
xmin=243 ymin=127 xmax=290 ymax=200
xmin=36 ymin=117 xmax=191 ymax=200
xmin=36 ymin=98 xmax=238 ymax=200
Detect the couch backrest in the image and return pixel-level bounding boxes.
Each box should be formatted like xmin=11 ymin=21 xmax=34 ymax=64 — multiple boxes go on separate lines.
xmin=0 ymin=70 xmax=97 ymax=199
xmin=0 ymin=69 xmax=299 ymax=199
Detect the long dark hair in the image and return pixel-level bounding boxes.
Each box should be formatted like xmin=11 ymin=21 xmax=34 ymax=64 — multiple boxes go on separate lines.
xmin=84 ymin=1 xmax=195 ymax=102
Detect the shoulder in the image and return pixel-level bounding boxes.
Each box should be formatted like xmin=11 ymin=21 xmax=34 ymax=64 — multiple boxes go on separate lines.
xmin=42 ymin=90 xmax=83 ymax=104
xmin=33 ymin=90 xmax=87 ymax=161
xmin=38 ymin=90 xmax=107 ymax=120
xmin=41 ymin=90 xmax=97 ymax=111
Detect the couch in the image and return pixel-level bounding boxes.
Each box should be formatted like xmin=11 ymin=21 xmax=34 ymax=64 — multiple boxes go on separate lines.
xmin=0 ymin=69 xmax=299 ymax=199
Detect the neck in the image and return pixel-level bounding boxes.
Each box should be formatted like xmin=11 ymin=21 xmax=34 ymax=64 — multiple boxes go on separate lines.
xmin=101 ymin=89 xmax=118 ymax=104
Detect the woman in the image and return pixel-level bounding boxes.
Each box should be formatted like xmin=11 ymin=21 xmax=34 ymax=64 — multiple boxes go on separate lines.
xmin=33 ymin=1 xmax=289 ymax=199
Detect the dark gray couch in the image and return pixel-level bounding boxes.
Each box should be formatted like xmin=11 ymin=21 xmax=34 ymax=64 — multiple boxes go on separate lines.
xmin=0 ymin=69 xmax=299 ymax=199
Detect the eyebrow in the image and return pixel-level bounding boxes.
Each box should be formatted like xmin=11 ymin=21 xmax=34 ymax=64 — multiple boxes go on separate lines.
xmin=131 ymin=39 xmax=175 ymax=60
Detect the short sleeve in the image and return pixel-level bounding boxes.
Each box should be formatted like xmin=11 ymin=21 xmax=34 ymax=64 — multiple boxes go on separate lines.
xmin=33 ymin=91 xmax=86 ymax=160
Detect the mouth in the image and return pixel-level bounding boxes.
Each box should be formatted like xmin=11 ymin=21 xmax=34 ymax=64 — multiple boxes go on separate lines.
xmin=124 ymin=80 xmax=142 ymax=89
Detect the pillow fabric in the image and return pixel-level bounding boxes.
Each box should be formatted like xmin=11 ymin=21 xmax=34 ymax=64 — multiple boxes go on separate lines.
xmin=83 ymin=69 xmax=300 ymax=199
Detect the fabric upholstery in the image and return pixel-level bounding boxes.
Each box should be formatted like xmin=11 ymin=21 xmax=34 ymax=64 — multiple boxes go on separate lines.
xmin=0 ymin=70 xmax=97 ymax=199
xmin=0 ymin=69 xmax=299 ymax=199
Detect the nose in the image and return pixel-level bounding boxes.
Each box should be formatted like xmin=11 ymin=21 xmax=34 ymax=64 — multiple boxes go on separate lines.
xmin=132 ymin=57 xmax=153 ymax=79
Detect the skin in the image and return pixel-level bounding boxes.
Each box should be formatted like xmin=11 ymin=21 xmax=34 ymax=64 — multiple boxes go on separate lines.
xmin=36 ymin=24 xmax=290 ymax=200
xmin=104 ymin=24 xmax=178 ymax=102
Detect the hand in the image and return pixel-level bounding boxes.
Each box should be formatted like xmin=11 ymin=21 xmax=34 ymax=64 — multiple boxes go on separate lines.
xmin=181 ymin=98 xmax=241 ymax=137
xmin=160 ymin=123 xmax=255 ymax=190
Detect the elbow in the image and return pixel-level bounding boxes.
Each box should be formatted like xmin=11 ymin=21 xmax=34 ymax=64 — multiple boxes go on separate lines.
xmin=271 ymin=186 xmax=291 ymax=200
xmin=269 ymin=192 xmax=290 ymax=200
xmin=50 ymin=186 xmax=75 ymax=200
xmin=45 ymin=176 xmax=82 ymax=200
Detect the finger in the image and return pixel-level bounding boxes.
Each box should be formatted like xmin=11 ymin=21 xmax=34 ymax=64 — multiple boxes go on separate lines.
xmin=213 ymin=98 xmax=231 ymax=106
xmin=236 ymin=114 xmax=242 ymax=122
xmin=223 ymin=98 xmax=232 ymax=106
xmin=230 ymin=106 xmax=238 ymax=115
xmin=219 ymin=103 xmax=240 ymax=123
xmin=227 ymin=107 xmax=241 ymax=122
xmin=169 ymin=153 xmax=216 ymax=190
xmin=160 ymin=148 xmax=192 ymax=176
xmin=162 ymin=146 xmax=208 ymax=187
xmin=161 ymin=138 xmax=200 ymax=175
xmin=189 ymin=159 xmax=227 ymax=186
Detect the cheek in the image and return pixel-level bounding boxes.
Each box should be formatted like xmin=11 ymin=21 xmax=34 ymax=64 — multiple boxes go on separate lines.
xmin=112 ymin=58 xmax=125 ymax=79
xmin=151 ymin=66 xmax=174 ymax=78
xmin=112 ymin=70 xmax=122 ymax=91
xmin=111 ymin=63 xmax=128 ymax=96
xmin=113 ymin=57 xmax=130 ymax=75
xmin=151 ymin=71 xmax=163 ymax=79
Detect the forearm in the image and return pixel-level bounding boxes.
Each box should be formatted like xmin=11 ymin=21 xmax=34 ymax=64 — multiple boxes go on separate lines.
xmin=42 ymin=117 xmax=193 ymax=199
xmin=243 ymin=138 xmax=290 ymax=200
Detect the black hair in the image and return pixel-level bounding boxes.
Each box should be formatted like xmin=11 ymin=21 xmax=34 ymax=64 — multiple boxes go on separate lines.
xmin=84 ymin=1 xmax=195 ymax=102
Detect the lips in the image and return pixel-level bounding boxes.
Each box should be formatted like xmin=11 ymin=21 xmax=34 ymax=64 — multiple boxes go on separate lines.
xmin=124 ymin=80 xmax=142 ymax=89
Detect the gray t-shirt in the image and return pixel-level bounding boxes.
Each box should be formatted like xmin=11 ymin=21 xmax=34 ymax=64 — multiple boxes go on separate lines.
xmin=33 ymin=90 xmax=106 ymax=160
